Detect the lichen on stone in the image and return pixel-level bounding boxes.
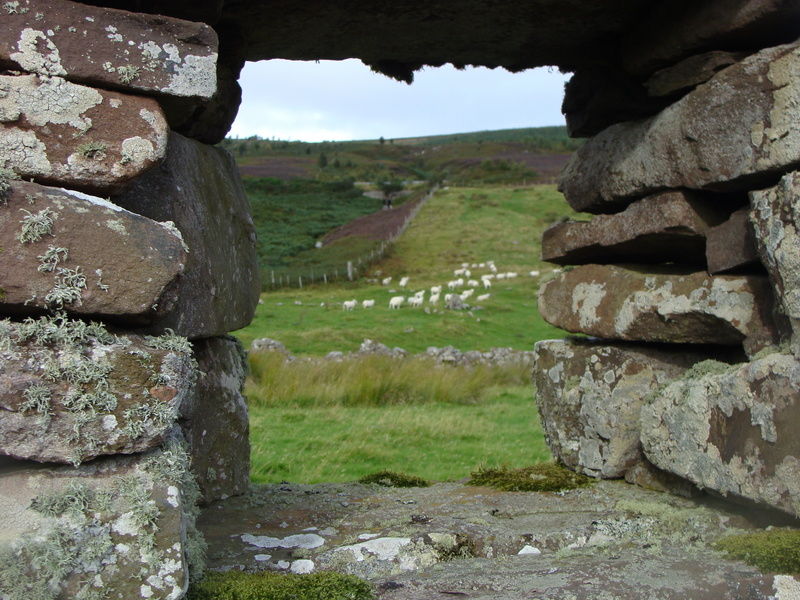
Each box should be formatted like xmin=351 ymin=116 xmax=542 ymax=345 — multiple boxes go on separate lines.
xmin=18 ymin=207 xmax=57 ymax=243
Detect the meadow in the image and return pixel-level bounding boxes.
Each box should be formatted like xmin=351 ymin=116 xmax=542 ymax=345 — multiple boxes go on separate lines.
xmin=235 ymin=184 xmax=586 ymax=484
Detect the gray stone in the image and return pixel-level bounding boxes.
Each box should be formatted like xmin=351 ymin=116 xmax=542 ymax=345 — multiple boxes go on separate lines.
xmin=181 ymin=336 xmax=250 ymax=504
xmin=533 ymin=338 xmax=711 ymax=478
xmin=0 ymin=441 xmax=202 ymax=600
xmin=645 ymin=51 xmax=745 ymax=98
xmin=0 ymin=314 xmax=196 ymax=465
xmin=641 ymin=351 xmax=800 ymax=517
xmin=538 ymin=264 xmax=778 ymax=346
xmin=0 ymin=180 xmax=185 ymax=324
xmin=114 ymin=132 xmax=260 ymax=339
xmin=541 ymin=190 xmax=724 ymax=266
xmin=750 ymin=172 xmax=800 ymax=354
xmin=706 ymin=206 xmax=761 ymax=274
xmin=0 ymin=74 xmax=169 ymax=194
xmin=0 ymin=0 xmax=218 ymax=101
xmin=559 ymin=40 xmax=800 ymax=213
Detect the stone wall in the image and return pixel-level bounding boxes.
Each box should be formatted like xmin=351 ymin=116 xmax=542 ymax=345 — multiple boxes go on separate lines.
xmin=537 ymin=7 xmax=800 ymax=518
xmin=0 ymin=2 xmax=256 ymax=598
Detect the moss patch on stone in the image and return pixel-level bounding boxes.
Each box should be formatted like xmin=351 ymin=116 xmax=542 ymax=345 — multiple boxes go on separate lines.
xmin=358 ymin=470 xmax=432 ymax=488
xmin=467 ymin=463 xmax=594 ymax=492
xmin=713 ymin=528 xmax=800 ymax=575
xmin=186 ymin=570 xmax=376 ymax=600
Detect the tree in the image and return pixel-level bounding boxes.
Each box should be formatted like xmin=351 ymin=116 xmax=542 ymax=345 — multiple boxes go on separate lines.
xmin=379 ymin=180 xmax=404 ymax=209
xmin=318 ymin=152 xmax=328 ymax=169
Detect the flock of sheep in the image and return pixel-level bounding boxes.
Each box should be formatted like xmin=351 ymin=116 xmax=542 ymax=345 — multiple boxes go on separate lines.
xmin=339 ymin=261 xmax=541 ymax=311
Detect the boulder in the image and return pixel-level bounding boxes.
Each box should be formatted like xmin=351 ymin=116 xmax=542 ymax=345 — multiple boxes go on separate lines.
xmin=644 ymin=51 xmax=745 ymax=98
xmin=537 ymin=265 xmax=778 ymax=346
xmin=113 ymin=132 xmax=260 ymax=339
xmin=559 ymin=40 xmax=800 ymax=213
xmin=0 ymin=74 xmax=169 ymax=194
xmin=541 ymin=190 xmax=724 ymax=266
xmin=0 ymin=180 xmax=185 ymax=324
xmin=706 ymin=207 xmax=761 ymax=274
xmin=641 ymin=351 xmax=800 ymax=517
xmin=0 ymin=440 xmax=203 ymax=600
xmin=533 ymin=338 xmax=714 ymax=479
xmin=181 ymin=336 xmax=250 ymax=503
xmin=0 ymin=0 xmax=218 ymax=101
xmin=750 ymin=172 xmax=800 ymax=354
xmin=0 ymin=313 xmax=196 ymax=465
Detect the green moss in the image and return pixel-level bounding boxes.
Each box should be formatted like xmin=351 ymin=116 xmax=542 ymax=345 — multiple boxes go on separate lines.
xmin=683 ymin=359 xmax=736 ymax=380
xmin=358 ymin=470 xmax=431 ymax=488
xmin=186 ymin=570 xmax=376 ymax=600
xmin=467 ymin=463 xmax=594 ymax=492
xmin=713 ymin=528 xmax=800 ymax=575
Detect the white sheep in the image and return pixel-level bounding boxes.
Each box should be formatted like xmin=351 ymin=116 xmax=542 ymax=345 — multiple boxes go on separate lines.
xmin=483 ymin=274 xmax=495 ymax=280
xmin=506 ymin=272 xmax=518 ymax=279
xmin=481 ymin=277 xmax=492 ymax=289
xmin=477 ymin=293 xmax=490 ymax=302
xmin=460 ymin=289 xmax=474 ymax=300
xmin=407 ymin=296 xmax=423 ymax=308
xmin=342 ymin=299 xmax=357 ymax=311
xmin=429 ymin=293 xmax=440 ymax=304
xmin=496 ymin=273 xmax=506 ymax=280
xmin=454 ymin=278 xmax=464 ymax=288
xmin=529 ymin=270 xmax=540 ymax=277
xmin=444 ymin=293 xmax=453 ymax=303
xmin=489 ymin=263 xmax=498 ymax=273
xmin=464 ymin=269 xmax=471 ymax=278
xmin=454 ymin=268 xmax=466 ymax=276
xmin=430 ymin=285 xmax=442 ymax=295
xmin=382 ymin=277 xmax=392 ymax=286
xmin=389 ymin=296 xmax=405 ymax=309
xmin=399 ymin=276 xmax=410 ymax=287
xmin=447 ymin=280 xmax=458 ymax=290
xmin=467 ymin=279 xmax=479 ymax=287
xmin=362 ymin=299 xmax=375 ymax=309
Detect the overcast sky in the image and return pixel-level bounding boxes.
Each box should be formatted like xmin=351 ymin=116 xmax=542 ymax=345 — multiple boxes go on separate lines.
xmin=229 ymin=59 xmax=571 ymax=143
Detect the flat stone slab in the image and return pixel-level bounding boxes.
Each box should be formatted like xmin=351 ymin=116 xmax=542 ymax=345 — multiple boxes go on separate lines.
xmin=559 ymin=40 xmax=800 ymax=213
xmin=538 ymin=264 xmax=777 ymax=346
xmin=114 ymin=132 xmax=260 ymax=339
xmin=0 ymin=74 xmax=168 ymax=194
xmin=0 ymin=180 xmax=186 ymax=323
xmin=0 ymin=0 xmax=217 ymax=100
xmin=533 ymin=338 xmax=718 ymax=479
xmin=642 ymin=351 xmax=800 ymax=518
xmin=706 ymin=206 xmax=761 ymax=274
xmin=0 ymin=314 xmax=196 ymax=465
xmin=541 ymin=190 xmax=724 ymax=266
xmin=198 ymin=479 xmax=798 ymax=598
xmin=644 ymin=50 xmax=745 ymax=98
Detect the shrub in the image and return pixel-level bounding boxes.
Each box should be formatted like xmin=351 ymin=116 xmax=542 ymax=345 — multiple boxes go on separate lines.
xmin=467 ymin=463 xmax=593 ymax=492
xmin=713 ymin=529 xmax=800 ymax=575
xmin=187 ymin=570 xmax=376 ymax=600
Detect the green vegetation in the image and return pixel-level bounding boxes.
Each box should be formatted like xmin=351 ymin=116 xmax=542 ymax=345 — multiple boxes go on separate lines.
xmin=358 ymin=470 xmax=432 ymax=487
xmin=713 ymin=529 xmax=800 ymax=575
xmin=187 ymin=570 xmax=375 ymax=600
xmin=467 ymin=463 xmax=594 ymax=492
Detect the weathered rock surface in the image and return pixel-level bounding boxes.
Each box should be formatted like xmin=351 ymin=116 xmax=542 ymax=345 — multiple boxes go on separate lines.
xmin=0 ymin=441 xmax=201 ymax=600
xmin=538 ymin=265 xmax=778 ymax=346
xmin=0 ymin=314 xmax=195 ymax=465
xmin=0 ymin=180 xmax=185 ymax=323
xmin=0 ymin=74 xmax=168 ymax=194
xmin=533 ymin=338 xmax=716 ymax=479
xmin=541 ymin=190 xmax=724 ymax=266
xmin=199 ymin=479 xmax=798 ymax=599
xmin=181 ymin=336 xmax=250 ymax=504
xmin=706 ymin=206 xmax=761 ymax=274
xmin=641 ymin=351 xmax=800 ymax=517
xmin=751 ymin=172 xmax=800 ymax=354
xmin=114 ymin=132 xmax=260 ymax=339
xmin=645 ymin=51 xmax=745 ymax=98
xmin=559 ymin=40 xmax=800 ymax=213
xmin=0 ymin=0 xmax=218 ymax=101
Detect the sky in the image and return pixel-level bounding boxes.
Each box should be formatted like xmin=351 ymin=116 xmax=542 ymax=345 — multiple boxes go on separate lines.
xmin=228 ymin=59 xmax=571 ymax=143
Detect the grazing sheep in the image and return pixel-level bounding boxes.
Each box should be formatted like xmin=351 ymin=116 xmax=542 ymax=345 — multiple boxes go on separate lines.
xmin=454 ymin=268 xmax=466 ymax=276
xmin=389 ymin=296 xmax=405 ymax=309
xmin=382 ymin=277 xmax=392 ymax=286
xmin=429 ymin=293 xmax=440 ymax=304
xmin=342 ymin=299 xmax=357 ymax=311
xmin=399 ymin=276 xmax=410 ymax=288
xmin=454 ymin=278 xmax=464 ymax=288
xmin=506 ymin=272 xmax=518 ymax=279
xmin=467 ymin=279 xmax=479 ymax=287
xmin=489 ymin=263 xmax=498 ymax=273
xmin=460 ymin=289 xmax=474 ymax=300
xmin=481 ymin=277 xmax=492 ymax=289
xmin=477 ymin=293 xmax=490 ymax=302
xmin=529 ymin=270 xmax=540 ymax=277
xmin=464 ymin=269 xmax=471 ymax=278
xmin=496 ymin=273 xmax=506 ymax=280
xmin=362 ymin=299 xmax=375 ymax=309
xmin=444 ymin=293 xmax=454 ymax=303
xmin=408 ymin=296 xmax=423 ymax=308
xmin=483 ymin=274 xmax=495 ymax=280
xmin=447 ymin=280 xmax=458 ymax=290
xmin=430 ymin=285 xmax=442 ymax=295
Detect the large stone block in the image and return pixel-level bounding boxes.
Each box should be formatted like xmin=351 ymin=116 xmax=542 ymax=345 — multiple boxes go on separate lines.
xmin=0 ymin=313 xmax=196 ymax=465
xmin=641 ymin=352 xmax=800 ymax=517
xmin=559 ymin=40 xmax=800 ymax=213
xmin=181 ymin=336 xmax=250 ymax=503
xmin=0 ymin=439 xmax=203 ymax=600
xmin=0 ymin=180 xmax=185 ymax=324
xmin=706 ymin=207 xmax=761 ymax=274
xmin=533 ymin=338 xmax=711 ymax=478
xmin=0 ymin=0 xmax=218 ymax=101
xmin=644 ymin=51 xmax=745 ymax=98
xmin=538 ymin=265 xmax=778 ymax=346
xmin=114 ymin=132 xmax=260 ymax=339
xmin=751 ymin=172 xmax=800 ymax=354
xmin=541 ymin=190 xmax=724 ymax=266
xmin=0 ymin=74 xmax=168 ymax=194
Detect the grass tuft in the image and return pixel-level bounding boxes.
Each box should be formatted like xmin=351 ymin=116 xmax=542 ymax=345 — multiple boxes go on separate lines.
xmin=467 ymin=463 xmax=594 ymax=492
xmin=713 ymin=529 xmax=800 ymax=575
xmin=186 ymin=570 xmax=376 ymax=600
xmin=358 ymin=470 xmax=431 ymax=487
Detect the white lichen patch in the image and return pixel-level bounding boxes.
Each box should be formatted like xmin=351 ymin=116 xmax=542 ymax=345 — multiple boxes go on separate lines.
xmin=241 ymin=533 xmax=325 ymax=550
xmin=11 ymin=75 xmax=101 ymax=130
xmin=773 ymin=575 xmax=800 ymax=600
xmin=164 ymin=52 xmax=217 ymax=99
xmin=572 ymin=282 xmax=606 ymax=329
xmin=0 ymin=128 xmax=51 ymax=176
xmin=57 ymin=187 xmax=124 ymax=212
xmin=9 ymin=27 xmax=67 ymax=76
xmin=105 ymin=218 xmax=127 ymax=236
xmin=117 ymin=136 xmax=155 ymax=168
xmin=334 ymin=537 xmax=412 ymax=562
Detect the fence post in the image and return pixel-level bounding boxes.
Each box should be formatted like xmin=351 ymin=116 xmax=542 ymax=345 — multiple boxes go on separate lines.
xmin=347 ymin=261 xmax=353 ymax=281
xmin=298 ymin=276 xmax=302 ymax=288
xmin=323 ymin=273 xmax=327 ymax=284
xmin=271 ymin=270 xmax=275 ymax=289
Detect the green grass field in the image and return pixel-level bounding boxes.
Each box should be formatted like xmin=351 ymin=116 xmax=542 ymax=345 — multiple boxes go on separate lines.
xmin=235 ymin=184 xmax=584 ymax=484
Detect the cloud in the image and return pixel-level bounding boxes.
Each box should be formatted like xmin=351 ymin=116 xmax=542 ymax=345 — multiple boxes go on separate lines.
xmin=229 ymin=59 xmax=570 ymax=142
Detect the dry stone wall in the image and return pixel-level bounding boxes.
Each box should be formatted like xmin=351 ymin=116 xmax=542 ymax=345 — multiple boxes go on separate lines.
xmin=0 ymin=1 xmax=255 ymax=598
xmin=537 ymin=2 xmax=800 ymax=520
